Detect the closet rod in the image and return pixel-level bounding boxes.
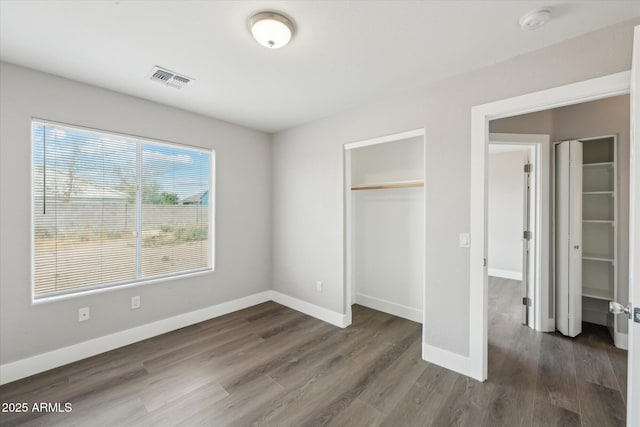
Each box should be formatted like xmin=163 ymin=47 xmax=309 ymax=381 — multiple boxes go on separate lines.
xmin=351 ymin=182 xmax=424 ymax=191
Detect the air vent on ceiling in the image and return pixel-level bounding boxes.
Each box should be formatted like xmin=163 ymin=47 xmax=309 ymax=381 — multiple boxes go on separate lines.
xmin=148 ymin=66 xmax=193 ymax=89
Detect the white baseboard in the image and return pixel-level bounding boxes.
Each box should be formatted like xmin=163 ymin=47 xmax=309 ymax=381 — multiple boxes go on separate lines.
xmin=270 ymin=291 xmax=351 ymax=328
xmin=488 ymin=268 xmax=522 ymax=281
xmin=422 ymin=343 xmax=477 ymax=380
xmin=0 ymin=290 xmax=359 ymax=385
xmin=614 ymin=331 xmax=628 ymax=350
xmin=0 ymin=291 xmax=273 ymax=385
xmin=354 ymin=293 xmax=422 ymax=323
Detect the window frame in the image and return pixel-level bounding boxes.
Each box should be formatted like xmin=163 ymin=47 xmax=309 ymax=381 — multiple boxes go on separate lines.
xmin=30 ymin=118 xmax=215 ymax=303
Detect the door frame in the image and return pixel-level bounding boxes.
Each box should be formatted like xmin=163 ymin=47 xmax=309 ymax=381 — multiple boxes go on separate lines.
xmin=488 ymin=133 xmax=552 ymax=332
xmin=627 ymin=25 xmax=639 ymax=426
xmin=469 ymin=70 xmax=631 ymax=382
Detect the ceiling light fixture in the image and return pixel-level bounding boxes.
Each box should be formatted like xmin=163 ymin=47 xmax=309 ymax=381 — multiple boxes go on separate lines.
xmin=249 ymin=11 xmax=295 ymax=49
xmin=519 ymin=8 xmax=551 ymax=31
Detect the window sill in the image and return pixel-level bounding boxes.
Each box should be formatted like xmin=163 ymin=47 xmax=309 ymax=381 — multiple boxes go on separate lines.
xmin=31 ymin=268 xmax=215 ymax=305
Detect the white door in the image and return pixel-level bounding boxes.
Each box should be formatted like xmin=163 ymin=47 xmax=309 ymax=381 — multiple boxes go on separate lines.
xmin=626 ymin=24 xmax=639 ymax=427
xmin=522 ymin=155 xmax=531 ymax=325
xmin=568 ymin=141 xmax=583 ymax=337
xmin=555 ymin=140 xmax=582 ymax=337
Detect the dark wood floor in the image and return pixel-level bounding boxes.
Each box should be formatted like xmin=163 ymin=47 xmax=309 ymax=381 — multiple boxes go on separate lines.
xmin=0 ymin=278 xmax=627 ymax=426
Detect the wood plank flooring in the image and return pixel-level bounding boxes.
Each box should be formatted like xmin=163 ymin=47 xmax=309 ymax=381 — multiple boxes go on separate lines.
xmin=0 ymin=277 xmax=627 ymax=426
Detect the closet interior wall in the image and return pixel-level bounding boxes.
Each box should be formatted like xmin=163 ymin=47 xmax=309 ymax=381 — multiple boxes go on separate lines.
xmin=347 ymin=135 xmax=425 ymax=323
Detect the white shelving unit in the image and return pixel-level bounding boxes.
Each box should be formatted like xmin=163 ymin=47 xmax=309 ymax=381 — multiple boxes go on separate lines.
xmin=581 ymin=136 xmax=616 ymax=304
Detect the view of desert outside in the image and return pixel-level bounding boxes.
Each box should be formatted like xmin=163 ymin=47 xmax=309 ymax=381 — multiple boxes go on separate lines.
xmin=32 ymin=123 xmax=210 ymax=297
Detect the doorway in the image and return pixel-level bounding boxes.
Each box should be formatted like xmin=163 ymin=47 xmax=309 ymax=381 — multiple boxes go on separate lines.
xmin=469 ymin=71 xmax=631 ymax=383
xmin=488 ymin=134 xmax=551 ymax=332
xmin=489 ymin=96 xmax=630 ymax=350
xmin=473 ymin=82 xmax=632 ymax=425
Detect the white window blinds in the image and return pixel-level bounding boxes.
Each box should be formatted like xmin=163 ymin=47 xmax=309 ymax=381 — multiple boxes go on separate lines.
xmin=32 ymin=120 xmax=212 ymax=299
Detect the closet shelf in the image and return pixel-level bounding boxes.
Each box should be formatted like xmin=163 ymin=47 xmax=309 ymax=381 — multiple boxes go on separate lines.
xmin=583 ymin=191 xmax=614 ymax=195
xmin=583 ymin=255 xmax=614 ymax=263
xmin=582 ymin=287 xmax=614 ymax=301
xmin=583 ymin=162 xmax=613 ymax=168
xmin=351 ymin=180 xmax=424 ymax=191
xmin=582 ymin=219 xmax=613 ymax=224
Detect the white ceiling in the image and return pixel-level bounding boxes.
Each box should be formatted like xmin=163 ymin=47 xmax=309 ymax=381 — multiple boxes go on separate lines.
xmin=1 ymin=1 xmax=639 ymax=133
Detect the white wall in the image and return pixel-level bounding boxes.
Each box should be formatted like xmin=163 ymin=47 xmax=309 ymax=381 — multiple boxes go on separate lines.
xmin=350 ymin=138 xmax=424 ymax=321
xmin=271 ymin=19 xmax=639 ymax=358
xmin=351 ymin=136 xmax=424 ymax=185
xmin=491 ymin=94 xmax=630 ymax=334
xmin=352 ymin=189 xmax=424 ymax=319
xmin=0 ymin=62 xmax=272 ymax=364
xmin=488 ymin=149 xmax=527 ymax=279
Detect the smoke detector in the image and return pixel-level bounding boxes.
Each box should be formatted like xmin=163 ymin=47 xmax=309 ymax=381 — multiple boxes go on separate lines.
xmin=519 ymin=8 xmax=551 ymax=31
xmin=148 ymin=66 xmax=193 ymax=89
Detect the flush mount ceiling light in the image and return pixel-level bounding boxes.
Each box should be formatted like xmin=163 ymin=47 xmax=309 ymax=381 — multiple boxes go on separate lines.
xmin=249 ymin=11 xmax=295 ymax=49
xmin=519 ymin=8 xmax=551 ymax=31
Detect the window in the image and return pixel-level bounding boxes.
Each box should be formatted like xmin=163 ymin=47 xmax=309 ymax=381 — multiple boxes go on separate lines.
xmin=32 ymin=120 xmax=213 ymax=299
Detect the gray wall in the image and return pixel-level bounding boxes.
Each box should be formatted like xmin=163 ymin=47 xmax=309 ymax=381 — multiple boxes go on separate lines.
xmin=492 ymin=94 xmax=631 ymax=334
xmin=271 ymin=19 xmax=638 ymax=357
xmin=0 ymin=62 xmax=272 ymax=363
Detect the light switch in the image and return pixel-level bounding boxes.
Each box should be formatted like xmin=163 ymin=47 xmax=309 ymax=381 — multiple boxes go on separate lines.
xmin=459 ymin=233 xmax=470 ymax=248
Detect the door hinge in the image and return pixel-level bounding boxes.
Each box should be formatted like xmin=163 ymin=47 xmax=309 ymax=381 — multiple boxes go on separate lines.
xmin=522 ymin=297 xmax=531 ymax=306
xmin=524 ymin=163 xmax=533 ymax=173
xmin=523 ymin=230 xmax=532 ymax=240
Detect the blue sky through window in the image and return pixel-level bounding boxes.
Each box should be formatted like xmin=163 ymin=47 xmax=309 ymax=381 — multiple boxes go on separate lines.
xmin=33 ymin=123 xmax=210 ymax=201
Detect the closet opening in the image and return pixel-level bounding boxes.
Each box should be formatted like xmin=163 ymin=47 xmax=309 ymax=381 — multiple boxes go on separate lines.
xmin=344 ymin=129 xmax=425 ymax=330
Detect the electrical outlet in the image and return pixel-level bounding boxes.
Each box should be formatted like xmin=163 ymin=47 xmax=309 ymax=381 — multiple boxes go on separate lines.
xmin=316 ymin=281 xmax=323 ymax=292
xmin=131 ymin=296 xmax=141 ymax=309
xmin=78 ymin=307 xmax=90 ymax=322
